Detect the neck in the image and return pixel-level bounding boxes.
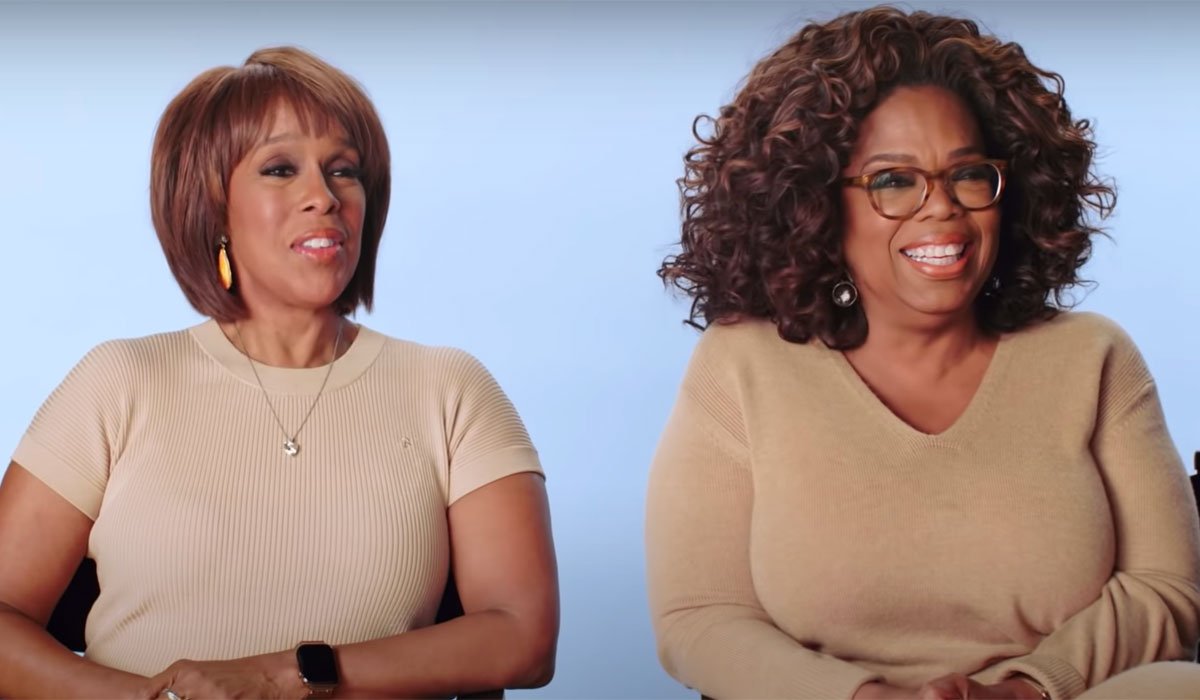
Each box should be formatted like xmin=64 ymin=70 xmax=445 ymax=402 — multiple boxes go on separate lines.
xmin=221 ymin=309 xmax=351 ymax=369
xmin=847 ymin=308 xmax=989 ymax=379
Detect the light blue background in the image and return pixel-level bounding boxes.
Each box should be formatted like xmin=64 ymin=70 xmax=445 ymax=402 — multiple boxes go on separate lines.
xmin=2 ymin=1 xmax=1196 ymax=697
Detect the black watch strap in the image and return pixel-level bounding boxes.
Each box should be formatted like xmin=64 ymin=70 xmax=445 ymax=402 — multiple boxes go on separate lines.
xmin=295 ymin=642 xmax=340 ymax=697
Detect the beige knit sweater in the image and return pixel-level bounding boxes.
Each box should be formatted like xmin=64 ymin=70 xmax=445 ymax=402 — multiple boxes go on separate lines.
xmin=645 ymin=312 xmax=1200 ymax=699
xmin=14 ymin=319 xmax=542 ymax=676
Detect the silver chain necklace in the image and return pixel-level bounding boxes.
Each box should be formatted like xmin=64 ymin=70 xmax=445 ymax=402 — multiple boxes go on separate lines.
xmin=233 ymin=320 xmax=344 ymax=458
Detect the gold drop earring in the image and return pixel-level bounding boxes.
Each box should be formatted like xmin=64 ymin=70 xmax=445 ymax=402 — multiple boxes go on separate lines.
xmin=217 ymin=236 xmax=234 ymax=291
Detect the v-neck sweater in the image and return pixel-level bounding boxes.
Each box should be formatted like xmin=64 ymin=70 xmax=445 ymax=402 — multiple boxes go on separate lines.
xmin=645 ymin=311 xmax=1200 ymax=699
xmin=13 ymin=320 xmax=542 ymax=675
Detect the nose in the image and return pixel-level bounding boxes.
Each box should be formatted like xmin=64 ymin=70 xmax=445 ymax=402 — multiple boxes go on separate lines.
xmin=300 ymin=170 xmax=340 ymax=215
xmin=916 ymin=176 xmax=961 ymax=221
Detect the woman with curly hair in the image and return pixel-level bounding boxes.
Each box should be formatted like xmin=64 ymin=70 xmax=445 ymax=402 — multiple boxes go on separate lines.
xmin=645 ymin=7 xmax=1200 ymax=700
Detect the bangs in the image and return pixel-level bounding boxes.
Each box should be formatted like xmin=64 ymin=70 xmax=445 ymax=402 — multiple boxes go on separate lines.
xmin=215 ymin=63 xmax=377 ymax=172
xmin=151 ymin=46 xmax=391 ymax=322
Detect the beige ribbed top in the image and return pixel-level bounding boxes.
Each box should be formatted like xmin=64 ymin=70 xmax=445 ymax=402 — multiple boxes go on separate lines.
xmin=13 ymin=319 xmax=542 ymax=675
xmin=646 ymin=312 xmax=1200 ymax=700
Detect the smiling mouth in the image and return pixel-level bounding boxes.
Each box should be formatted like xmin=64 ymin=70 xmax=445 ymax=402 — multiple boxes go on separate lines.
xmin=296 ymin=237 xmax=342 ymax=250
xmin=901 ymin=242 xmax=969 ymax=267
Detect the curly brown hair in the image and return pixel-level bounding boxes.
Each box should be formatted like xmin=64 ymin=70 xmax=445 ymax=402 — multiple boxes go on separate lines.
xmin=659 ymin=6 xmax=1115 ymax=348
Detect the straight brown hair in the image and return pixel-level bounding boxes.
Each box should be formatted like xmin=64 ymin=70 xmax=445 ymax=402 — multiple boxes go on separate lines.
xmin=151 ymin=46 xmax=392 ymax=321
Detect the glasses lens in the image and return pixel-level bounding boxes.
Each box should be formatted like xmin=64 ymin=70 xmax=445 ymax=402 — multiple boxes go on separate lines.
xmin=867 ymin=169 xmax=927 ymax=218
xmin=950 ymin=162 xmax=1002 ymax=209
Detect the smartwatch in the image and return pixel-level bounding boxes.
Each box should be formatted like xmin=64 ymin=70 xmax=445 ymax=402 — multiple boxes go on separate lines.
xmin=295 ymin=642 xmax=339 ymax=698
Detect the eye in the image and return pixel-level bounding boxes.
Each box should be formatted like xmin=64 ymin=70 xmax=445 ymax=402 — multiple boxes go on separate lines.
xmin=330 ymin=165 xmax=364 ymax=180
xmin=952 ymin=163 xmax=994 ymax=182
xmin=867 ymin=170 xmax=918 ymax=190
xmin=261 ymin=164 xmax=296 ymax=177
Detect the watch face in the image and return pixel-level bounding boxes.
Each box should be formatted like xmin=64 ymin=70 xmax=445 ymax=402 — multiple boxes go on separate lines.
xmin=296 ymin=643 xmax=339 ymax=685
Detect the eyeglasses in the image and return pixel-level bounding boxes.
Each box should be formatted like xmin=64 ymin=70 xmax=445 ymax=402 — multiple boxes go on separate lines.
xmin=842 ymin=159 xmax=1007 ymax=221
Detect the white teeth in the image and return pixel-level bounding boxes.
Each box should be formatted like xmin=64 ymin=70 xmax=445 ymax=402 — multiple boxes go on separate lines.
xmin=300 ymin=238 xmax=337 ymax=249
xmin=910 ymin=256 xmax=956 ymax=266
xmin=902 ymin=243 xmax=965 ymax=263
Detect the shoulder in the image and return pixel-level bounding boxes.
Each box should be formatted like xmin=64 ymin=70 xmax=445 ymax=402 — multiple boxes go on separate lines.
xmin=681 ymin=318 xmax=831 ymax=411
xmin=373 ymin=330 xmax=485 ymax=372
xmin=696 ymin=317 xmax=779 ymax=350
xmin=366 ymin=332 xmax=524 ymax=437
xmin=1014 ymin=310 xmax=1141 ymax=361
xmin=1011 ymin=311 xmax=1154 ymax=405
xmin=32 ymin=327 xmax=199 ymax=427
xmin=68 ymin=326 xmax=198 ymax=383
xmin=692 ymin=317 xmax=830 ymax=372
xmin=369 ymin=329 xmax=498 ymax=388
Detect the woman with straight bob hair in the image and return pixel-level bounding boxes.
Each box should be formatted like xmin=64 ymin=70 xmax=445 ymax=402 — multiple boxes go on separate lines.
xmin=646 ymin=6 xmax=1200 ymax=700
xmin=0 ymin=46 xmax=558 ymax=698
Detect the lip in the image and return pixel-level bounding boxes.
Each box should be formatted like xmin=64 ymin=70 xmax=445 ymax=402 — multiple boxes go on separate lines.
xmin=291 ymin=229 xmax=346 ymax=263
xmin=898 ymin=235 xmax=975 ymax=280
xmin=899 ymin=233 xmax=971 ymax=251
xmin=291 ymin=229 xmax=347 ymax=248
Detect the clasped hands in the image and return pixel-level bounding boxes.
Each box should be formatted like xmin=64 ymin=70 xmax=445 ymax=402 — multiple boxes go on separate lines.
xmin=126 ymin=652 xmax=310 ymax=700
xmin=854 ymin=673 xmax=1046 ymax=700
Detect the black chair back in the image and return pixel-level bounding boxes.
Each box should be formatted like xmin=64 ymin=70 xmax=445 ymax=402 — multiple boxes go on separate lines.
xmin=45 ymin=558 xmax=97 ymax=653
xmin=1193 ymin=453 xmax=1200 ymax=510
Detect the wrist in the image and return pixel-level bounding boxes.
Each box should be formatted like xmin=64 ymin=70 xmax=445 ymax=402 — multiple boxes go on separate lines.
xmin=259 ymin=650 xmax=309 ymax=697
xmin=852 ymin=681 xmax=906 ymax=700
xmin=1003 ymin=675 xmax=1051 ymax=700
xmin=92 ymin=667 xmax=154 ymax=700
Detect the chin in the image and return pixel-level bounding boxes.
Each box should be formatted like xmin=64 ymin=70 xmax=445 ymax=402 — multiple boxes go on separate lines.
xmin=288 ymin=291 xmax=347 ymax=312
xmin=291 ymin=280 xmax=351 ymax=309
xmin=901 ymin=292 xmax=977 ymax=319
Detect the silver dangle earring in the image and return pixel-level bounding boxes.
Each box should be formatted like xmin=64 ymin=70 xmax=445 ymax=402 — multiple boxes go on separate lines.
xmin=832 ymin=276 xmax=859 ymax=308
xmin=984 ymin=275 xmax=1001 ymax=297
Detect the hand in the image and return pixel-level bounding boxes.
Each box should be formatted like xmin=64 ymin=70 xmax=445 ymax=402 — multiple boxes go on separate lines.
xmin=917 ymin=673 xmax=1045 ymax=700
xmin=917 ymin=673 xmax=979 ymax=699
xmin=140 ymin=652 xmax=308 ymax=700
xmin=853 ymin=681 xmax=921 ymax=700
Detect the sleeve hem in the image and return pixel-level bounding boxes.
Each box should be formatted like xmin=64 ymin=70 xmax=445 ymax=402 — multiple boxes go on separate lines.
xmin=11 ymin=435 xmax=103 ymax=520
xmin=448 ymin=445 xmax=543 ymax=505
xmin=791 ymin=672 xmax=883 ymax=700
xmin=990 ymin=655 xmax=1087 ymax=700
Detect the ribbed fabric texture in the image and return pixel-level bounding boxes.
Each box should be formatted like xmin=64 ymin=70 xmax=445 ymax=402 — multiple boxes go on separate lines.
xmin=645 ymin=311 xmax=1200 ymax=700
xmin=13 ymin=320 xmax=542 ymax=676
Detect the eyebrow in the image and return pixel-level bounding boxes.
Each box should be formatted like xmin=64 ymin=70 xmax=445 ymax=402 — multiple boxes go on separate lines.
xmin=860 ymin=146 xmax=983 ymax=169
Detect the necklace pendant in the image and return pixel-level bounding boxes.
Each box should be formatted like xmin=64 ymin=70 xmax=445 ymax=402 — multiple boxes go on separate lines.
xmin=283 ymin=439 xmax=300 ymax=457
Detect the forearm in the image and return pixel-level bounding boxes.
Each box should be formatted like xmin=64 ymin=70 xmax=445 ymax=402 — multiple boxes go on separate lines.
xmin=0 ymin=604 xmax=146 ymax=698
xmin=648 ymin=377 xmax=878 ymax=698
xmin=658 ymin=606 xmax=880 ymax=699
xmin=327 ymin=607 xmax=554 ymax=698
xmin=980 ymin=375 xmax=1200 ymax=699
xmin=972 ymin=570 xmax=1200 ymax=699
